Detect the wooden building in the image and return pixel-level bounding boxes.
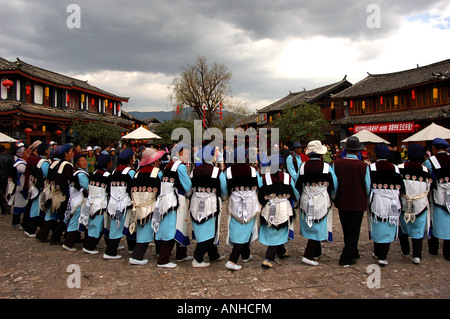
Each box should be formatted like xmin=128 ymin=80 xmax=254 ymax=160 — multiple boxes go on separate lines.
xmin=332 ymin=59 xmax=450 ymax=147
xmin=240 ymin=77 xmax=352 ymax=145
xmin=0 ymin=57 xmax=132 ymax=144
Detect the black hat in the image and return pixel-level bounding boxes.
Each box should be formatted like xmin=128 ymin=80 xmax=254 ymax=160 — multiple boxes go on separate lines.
xmin=342 ymin=136 xmax=365 ymax=151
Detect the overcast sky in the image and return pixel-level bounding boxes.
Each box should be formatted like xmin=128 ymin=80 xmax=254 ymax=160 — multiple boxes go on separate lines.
xmin=1 ymin=0 xmax=449 ymax=113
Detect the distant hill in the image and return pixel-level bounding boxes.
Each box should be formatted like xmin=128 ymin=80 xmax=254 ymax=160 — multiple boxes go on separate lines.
xmin=128 ymin=110 xmax=176 ymax=122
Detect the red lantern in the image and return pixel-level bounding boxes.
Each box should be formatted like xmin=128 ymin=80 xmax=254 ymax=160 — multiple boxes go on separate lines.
xmin=176 ymin=106 xmax=180 ymax=114
xmin=24 ymin=128 xmax=32 ymax=134
xmin=414 ymin=124 xmax=421 ymax=131
xmin=26 ymin=85 xmax=31 ymax=95
xmin=350 ymin=100 xmax=353 ymax=109
xmin=411 ymin=89 xmax=416 ymax=100
xmin=348 ymin=127 xmax=354 ymax=133
xmin=66 ymin=94 xmax=70 ymax=103
xmin=55 ymin=130 xmax=62 ymax=136
xmin=2 ymin=79 xmax=13 ymax=90
xmin=380 ymin=96 xmax=383 ymax=105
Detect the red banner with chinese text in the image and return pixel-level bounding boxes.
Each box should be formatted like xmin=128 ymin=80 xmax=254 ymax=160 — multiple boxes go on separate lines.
xmin=354 ymin=121 xmax=415 ymax=133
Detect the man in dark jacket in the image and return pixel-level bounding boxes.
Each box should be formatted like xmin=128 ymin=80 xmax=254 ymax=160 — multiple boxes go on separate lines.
xmin=332 ymin=136 xmax=371 ymax=267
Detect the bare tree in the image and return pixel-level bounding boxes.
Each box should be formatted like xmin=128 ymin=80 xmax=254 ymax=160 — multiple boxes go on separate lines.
xmin=169 ymin=56 xmax=234 ymax=128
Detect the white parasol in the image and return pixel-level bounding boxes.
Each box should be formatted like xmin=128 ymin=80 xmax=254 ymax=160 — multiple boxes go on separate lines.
xmin=121 ymin=126 xmax=161 ymax=140
xmin=341 ymin=129 xmax=390 ymax=144
xmin=402 ymin=122 xmax=450 ymax=142
xmin=0 ymin=132 xmax=17 ymax=143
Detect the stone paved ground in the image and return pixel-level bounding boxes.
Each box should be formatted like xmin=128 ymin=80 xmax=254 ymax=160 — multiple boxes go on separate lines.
xmin=0 ymin=205 xmax=449 ymax=300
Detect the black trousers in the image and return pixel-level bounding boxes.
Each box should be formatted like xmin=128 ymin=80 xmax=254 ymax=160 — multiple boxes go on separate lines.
xmin=373 ymin=242 xmax=390 ymax=260
xmin=156 ymin=240 xmax=187 ymax=265
xmin=193 ymin=238 xmax=220 ymax=263
xmin=303 ymin=240 xmax=322 ymax=260
xmin=36 ymin=219 xmax=57 ymax=242
xmin=83 ymin=235 xmax=102 ymax=251
xmin=104 ymin=237 xmax=136 ymax=256
xmin=399 ymin=234 xmax=423 ymax=258
xmin=228 ymin=242 xmax=251 ymax=264
xmin=264 ymin=244 xmax=287 ymax=262
xmin=130 ymin=242 xmax=150 ymax=261
xmin=338 ymin=210 xmax=364 ymax=265
xmin=428 ymin=235 xmax=450 ymax=260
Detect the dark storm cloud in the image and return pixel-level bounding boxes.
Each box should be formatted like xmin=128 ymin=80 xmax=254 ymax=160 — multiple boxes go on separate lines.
xmin=0 ymin=0 xmax=445 ymax=110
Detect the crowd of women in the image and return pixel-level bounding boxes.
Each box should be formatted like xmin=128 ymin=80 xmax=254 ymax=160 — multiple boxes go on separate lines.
xmin=3 ymin=135 xmax=450 ymax=270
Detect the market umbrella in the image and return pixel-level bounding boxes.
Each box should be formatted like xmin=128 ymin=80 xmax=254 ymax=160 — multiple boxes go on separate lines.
xmin=402 ymin=122 xmax=450 ymax=142
xmin=121 ymin=126 xmax=161 ymax=140
xmin=0 ymin=132 xmax=17 ymax=143
xmin=341 ymin=129 xmax=390 ymax=144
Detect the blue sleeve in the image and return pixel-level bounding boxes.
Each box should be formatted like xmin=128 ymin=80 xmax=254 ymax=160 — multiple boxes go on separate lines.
xmin=128 ymin=169 xmax=136 ymax=179
xmin=78 ymin=173 xmax=90 ymax=191
xmin=41 ymin=161 xmax=50 ymax=178
xmin=178 ymin=164 xmax=192 ymax=193
xmin=290 ymin=176 xmax=300 ymax=202
xmin=286 ymin=155 xmax=298 ymax=182
xmin=328 ymin=165 xmax=338 ymax=197
xmin=365 ymin=166 xmax=371 ymax=195
xmin=423 ymin=159 xmax=435 ymax=182
xmin=256 ymin=172 xmax=263 ymax=188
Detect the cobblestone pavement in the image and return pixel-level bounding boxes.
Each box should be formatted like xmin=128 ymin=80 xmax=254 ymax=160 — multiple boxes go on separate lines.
xmin=0 ymin=205 xmax=449 ymax=300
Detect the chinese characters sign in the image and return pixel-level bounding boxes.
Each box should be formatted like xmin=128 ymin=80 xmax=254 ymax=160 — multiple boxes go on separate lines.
xmin=354 ymin=121 xmax=415 ymax=133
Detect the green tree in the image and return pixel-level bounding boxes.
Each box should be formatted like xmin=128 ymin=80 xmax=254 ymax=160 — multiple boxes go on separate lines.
xmin=272 ymin=103 xmax=329 ymax=143
xmin=71 ymin=120 xmax=122 ymax=147
xmin=154 ymin=118 xmax=195 ymax=146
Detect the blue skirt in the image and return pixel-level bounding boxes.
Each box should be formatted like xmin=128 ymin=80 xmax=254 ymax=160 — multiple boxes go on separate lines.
xmin=258 ymin=224 xmax=288 ymax=246
xmin=136 ymin=222 xmax=154 ymax=243
xmin=87 ymin=214 xmax=104 ymax=238
xmin=431 ymin=205 xmax=450 ymax=239
xmin=300 ymin=212 xmax=329 ymax=241
xmin=370 ymin=216 xmax=398 ymax=243
xmin=155 ymin=210 xmax=177 ymax=241
xmin=67 ymin=207 xmax=81 ymax=232
xmin=192 ymin=217 xmax=216 ymax=243
xmin=400 ymin=211 xmax=427 ymax=239
xmin=228 ymin=216 xmax=255 ymax=244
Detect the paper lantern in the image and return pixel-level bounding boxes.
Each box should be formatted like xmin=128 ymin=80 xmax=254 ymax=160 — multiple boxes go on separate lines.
xmin=24 ymin=128 xmax=32 ymax=134
xmin=2 ymin=79 xmax=13 ymax=90
xmin=394 ymin=96 xmax=398 ymax=106
xmin=380 ymin=96 xmax=383 ymax=105
xmin=433 ymin=88 xmax=438 ymax=100
xmin=348 ymin=127 xmax=354 ymax=133
xmin=55 ymin=130 xmax=62 ymax=136
xmin=41 ymin=125 xmax=46 ymax=132
xmin=26 ymin=85 xmax=31 ymax=95
xmin=350 ymin=100 xmax=353 ymax=109
xmin=44 ymin=87 xmax=49 ymax=97
xmin=411 ymin=90 xmax=415 ymax=100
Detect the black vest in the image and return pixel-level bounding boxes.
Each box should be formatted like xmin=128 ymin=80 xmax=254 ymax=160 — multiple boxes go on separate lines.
xmin=131 ymin=165 xmax=161 ymax=196
xmin=192 ymin=163 xmax=222 ymax=198
xmin=226 ymin=163 xmax=258 ymax=194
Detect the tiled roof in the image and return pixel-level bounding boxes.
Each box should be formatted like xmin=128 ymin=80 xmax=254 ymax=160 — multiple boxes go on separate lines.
xmin=331 ymin=105 xmax=450 ymax=125
xmin=257 ymin=77 xmax=351 ymax=113
xmin=333 ymin=58 xmax=450 ymax=98
xmin=0 ymin=57 xmax=129 ymax=101
xmin=0 ymin=100 xmax=132 ymax=125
